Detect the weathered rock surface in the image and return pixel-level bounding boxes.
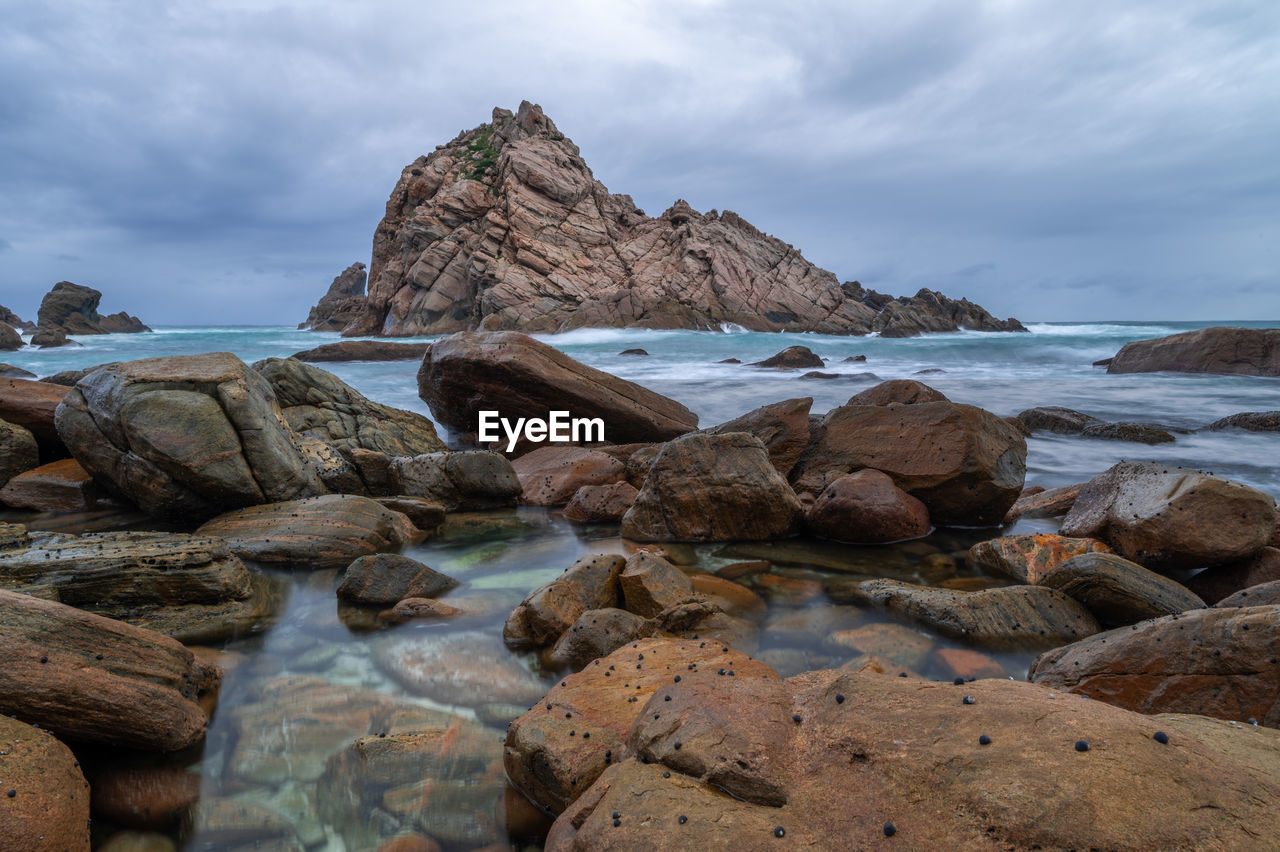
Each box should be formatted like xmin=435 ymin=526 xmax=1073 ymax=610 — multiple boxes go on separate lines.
xmin=846 ymin=379 xmax=948 ymax=406
xmin=1016 ymin=406 xmax=1104 ymax=433
xmin=1218 ymin=580 xmax=1280 ymax=607
xmin=374 ymin=496 xmax=446 ymax=529
xmin=89 ymin=765 xmax=201 ymax=831
xmin=196 ymin=494 xmax=418 ymax=568
xmin=0 ymin=589 xmax=220 ymax=750
xmin=546 ymin=607 xmax=654 ymax=670
xmin=805 ymin=469 xmax=931 ymax=543
xmin=55 ymin=354 xmax=325 ymax=518
xmin=418 ymin=331 xmax=697 ymax=441
xmin=1040 ymin=552 xmax=1206 ymax=627
xmin=702 ymin=397 xmax=811 ymax=476
xmin=857 ymin=283 xmax=1027 ymax=337
xmin=378 ymin=597 xmax=462 ymax=623
xmin=0 ymin=457 xmax=117 ymax=511
xmin=35 ymin=281 xmax=150 ymax=336
xmin=336 ymin=553 xmax=457 ymax=605
xmin=967 ymin=533 xmax=1113 ymax=583
xmin=1187 ymin=547 xmax=1280 ymax=604
xmin=748 ymin=345 xmax=823 ymax=369
xmin=291 ymin=339 xmax=432 ymax=362
xmin=0 ymin=716 xmax=90 ymax=851
xmin=1002 ymin=481 xmax=1080 ymax=522
xmin=348 ymin=102 xmax=1023 ymax=337
xmin=376 ymin=630 xmax=547 ymax=707
xmin=562 ymin=481 xmax=638 ymax=523
xmin=836 ymin=579 xmax=1100 ymax=649
xmin=31 ymin=327 xmax=72 ymax=348
xmin=512 ymin=446 xmax=625 ymax=506
xmin=253 ymin=356 xmax=445 ymax=457
xmin=1060 ymin=461 xmax=1276 ymax=570
xmin=541 ymin=660 xmax=1280 ymax=850
xmin=0 ymin=376 xmax=69 ymax=452
xmin=1207 ymin=410 xmax=1280 ymax=431
xmin=0 ymin=322 xmax=22 ymax=351
xmin=790 ymin=398 xmax=1026 ymax=525
xmin=298 ymin=262 xmax=369 ymax=331
xmin=1107 ymin=326 xmax=1280 ymax=376
xmin=504 ymin=554 xmax=627 ymax=649
xmin=1031 ymin=605 xmax=1280 ymax=727
xmin=389 ymin=450 xmax=522 ymax=510
xmin=0 ymin=363 xmax=34 ymax=378
xmin=621 ymin=432 xmax=803 ymax=542
xmin=0 ymin=417 xmax=38 ymax=488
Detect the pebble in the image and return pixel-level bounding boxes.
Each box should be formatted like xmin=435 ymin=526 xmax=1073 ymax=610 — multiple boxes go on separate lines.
xmin=774 ymin=826 xmax=786 ymax=838
xmin=884 ymin=821 xmax=896 ymax=837
xmin=1075 ymin=740 xmax=1090 ymax=752
xmin=979 ymin=734 xmax=992 ymax=745
xmin=963 ymin=695 xmax=976 ymax=705
xmin=1153 ymin=731 xmax=1169 ymax=744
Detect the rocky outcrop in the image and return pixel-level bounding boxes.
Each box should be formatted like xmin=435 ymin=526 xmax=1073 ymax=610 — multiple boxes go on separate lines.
xmin=290 ymin=339 xmax=431 ymax=362
xmin=1039 ymin=552 xmax=1206 ymax=627
xmin=512 ymin=445 xmax=625 ymax=506
xmin=703 ymin=397 xmax=811 ymax=476
xmin=30 ymin=327 xmax=71 ymax=348
xmin=340 ymin=101 xmax=1022 ymax=336
xmin=0 ymin=304 xmax=33 ymax=331
xmin=805 ymin=469 xmax=931 ymax=543
xmin=55 ymin=354 xmax=326 ymax=518
xmin=0 ymin=418 xmax=38 ymax=489
xmin=0 ymin=716 xmax=90 ymax=851
xmin=748 ymin=345 xmax=824 ymax=369
xmin=1187 ymin=547 xmax=1280 ymax=604
xmin=1207 ymin=410 xmax=1280 ymax=431
xmin=418 ymin=330 xmax=698 ymax=441
xmin=1002 ymin=482 xmax=1081 ymax=522
xmin=336 ymin=553 xmax=457 ymax=605
xmin=34 ymin=281 xmax=150 ymax=337
xmin=1060 ymin=461 xmax=1276 ymax=570
xmin=967 ymin=533 xmax=1114 ymax=583
xmin=1015 ymin=406 xmax=1175 ymax=444
xmin=846 ymin=378 xmax=948 ymax=406
xmin=388 ymin=450 xmax=522 ymax=509
xmin=298 ymin=262 xmax=369 ymax=331
xmin=0 ymin=363 xmax=34 ymax=378
xmin=621 ymin=432 xmax=803 ymax=542
xmin=1106 ymin=326 xmax=1280 ymax=376
xmin=562 ymin=481 xmax=638 ymax=523
xmin=0 ymin=458 xmax=116 ymax=512
xmin=0 ymin=589 xmax=220 ymax=751
xmin=847 ymin=282 xmax=1027 ymax=337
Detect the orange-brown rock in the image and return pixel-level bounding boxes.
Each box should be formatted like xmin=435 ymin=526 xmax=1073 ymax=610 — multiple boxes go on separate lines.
xmin=562 ymin=481 xmax=638 ymax=523
xmin=846 ymin=379 xmax=948 ymax=406
xmin=0 ymin=417 xmax=38 ymax=489
xmin=703 ymin=397 xmax=812 ymax=476
xmin=0 ymin=376 xmax=69 ymax=450
xmin=89 ymin=766 xmax=200 ymax=830
xmin=337 ymin=553 xmax=458 ymax=605
xmin=1030 ymin=605 xmax=1280 ymax=727
xmin=1217 ymin=580 xmax=1280 ymax=607
xmin=1038 ymin=552 xmax=1205 ymax=627
xmin=805 ymin=469 xmax=931 ymax=543
xmin=0 ymin=716 xmax=90 ymax=851
xmin=503 ymin=554 xmax=627 ymax=649
xmin=1002 ymin=481 xmax=1081 ymax=522
xmin=513 ymin=446 xmax=625 ymax=506
xmin=1107 ymin=326 xmax=1280 ymax=376
xmin=967 ymin=532 xmax=1113 ymax=583
xmin=378 ymin=597 xmax=462 ymax=623
xmin=0 ymin=457 xmax=117 ymax=512
xmin=1186 ymin=546 xmax=1280 ymax=604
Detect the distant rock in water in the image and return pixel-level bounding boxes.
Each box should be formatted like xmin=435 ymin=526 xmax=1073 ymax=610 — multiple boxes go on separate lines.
xmin=299 ymin=262 xmax=369 ymax=332
xmin=1206 ymin=411 xmax=1280 ymax=432
xmin=33 ymin=281 xmax=151 ymax=345
xmin=0 ymin=305 xmax=34 ymax=332
xmin=291 ymin=340 xmax=430 ymax=362
xmin=1106 ymin=326 xmax=1280 ymax=377
xmin=323 ymin=100 xmax=1023 ymax=337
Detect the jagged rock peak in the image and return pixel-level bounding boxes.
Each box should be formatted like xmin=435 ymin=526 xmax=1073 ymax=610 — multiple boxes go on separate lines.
xmin=333 ymin=101 xmax=1024 ymax=338
xmin=33 ymin=281 xmax=150 ymax=346
xmin=299 ymin=262 xmax=368 ymax=331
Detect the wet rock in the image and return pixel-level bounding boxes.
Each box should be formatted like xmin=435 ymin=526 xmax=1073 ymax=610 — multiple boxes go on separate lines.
xmin=90 ymin=766 xmax=201 ymax=830
xmin=1039 ymin=552 xmax=1206 ymax=627
xmin=846 ymin=379 xmax=949 ymax=406
xmin=39 ymin=363 xmax=120 ymax=386
xmin=622 ymin=444 xmax=660 ymax=487
xmin=967 ymin=533 xmax=1113 ymax=583
xmin=1015 ymin=406 xmax=1104 ymax=434
xmin=688 ymin=574 xmax=766 ymax=622
xmin=512 ymin=446 xmax=625 ymax=506
xmin=0 ymin=417 xmax=38 ymax=489
xmin=1030 ymin=606 xmax=1280 ymax=727
xmin=337 ymin=553 xmax=458 ymax=605
xmin=0 ymin=363 xmax=35 ymax=378
xmin=621 ymin=432 xmax=803 ymax=542
xmin=1060 ymin=461 xmax=1276 ymax=570
xmin=389 ymin=451 xmax=522 ymax=510
xmin=824 ymin=622 xmax=934 ymax=671
xmin=196 ymin=494 xmax=419 ymax=568
xmin=0 ymin=324 xmax=22 ymax=351
xmin=1186 ymin=547 xmax=1280 ymax=604
xmin=618 ymin=551 xmax=694 ymax=617
xmin=547 ymin=608 xmax=654 ymax=670
xmin=0 ymin=522 xmax=30 ymax=550
xmin=376 ymin=630 xmax=547 ymax=707
xmin=790 ymin=398 xmax=1026 ymax=526
xmin=55 ymin=353 xmax=325 ymax=518
xmin=1217 ymin=580 xmax=1280 ymax=608
xmin=1106 ymin=326 xmax=1280 ymax=376
xmin=292 ymin=340 xmax=431 ymax=362
xmin=800 ymin=370 xmax=838 ymax=379
xmin=36 ymin=281 xmax=149 ymax=336
xmin=98 ymin=831 xmax=177 ymax=852
xmin=0 ymin=715 xmax=90 ymax=851
xmin=749 ymin=345 xmax=824 ymax=369
xmin=503 ymin=554 xmax=626 ymax=649
xmin=1207 ymin=411 xmax=1280 ymax=432
xmin=0 ymin=376 xmax=70 ymax=452
xmin=703 ymin=397 xmax=812 ymax=476
xmin=619 ymin=348 xmax=648 ymax=356
xmin=298 ymin=262 xmax=369 ymax=332
xmin=933 ymin=647 xmax=1007 ymax=679
xmin=1080 ymin=421 xmax=1177 ymax=444
xmin=805 ymin=469 xmax=931 ymax=543
xmin=562 ymin=481 xmax=639 ymax=523
xmin=0 ymin=589 xmax=220 ymax=751
xmin=181 ymin=798 xmax=299 ymax=849
xmin=0 ymin=457 xmax=117 ymax=511
xmin=253 ymin=356 xmax=445 ymax=457
xmin=837 ymin=579 xmax=1100 ymax=649
xmin=1002 ymin=482 xmax=1081 ymax=522
xmin=378 ymin=597 xmax=463 ymax=623
xmin=417 ymin=331 xmax=698 ymax=442
xmin=843 ymin=354 xmax=867 ymax=362
xmin=504 ymin=637 xmax=775 ymax=813
xmin=374 ymin=496 xmax=446 ymax=529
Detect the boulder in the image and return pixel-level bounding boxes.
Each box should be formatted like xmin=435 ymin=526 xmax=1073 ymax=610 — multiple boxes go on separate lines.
xmin=800 ymin=371 xmax=838 ymax=379
xmin=1207 ymin=411 xmax=1280 ymax=432
xmin=1106 ymin=326 xmax=1280 ymax=376
xmin=790 ymin=399 xmax=1026 ymax=526
xmin=54 ymin=354 xmax=325 ymax=518
xmin=32 ymin=327 xmax=71 ymax=347
xmin=1030 ymin=606 xmax=1280 ymax=727
xmin=0 ymin=457 xmax=117 ymax=512
xmin=378 ymin=597 xmax=462 ymax=623
xmin=1039 ymin=552 xmax=1206 ymax=627
xmin=702 ymin=397 xmax=812 ymax=476
xmin=619 ymin=348 xmax=648 ymax=356
xmin=503 ymin=554 xmax=626 ymax=649
xmin=1016 ymin=406 xmax=1104 ymax=433
xmin=546 ymin=608 xmax=654 ymax=670
xmin=417 ymin=331 xmax=698 ymax=442
xmin=0 ymin=363 xmax=35 ymax=378
xmin=967 ymin=533 xmax=1113 ymax=583
xmin=618 ymin=551 xmax=695 ymax=617
xmin=805 ymin=469 xmax=931 ymax=543
xmin=35 ymin=281 xmax=149 ymax=335
xmin=88 ymin=765 xmax=201 ymax=831
xmin=0 ymin=716 xmax=90 ymax=851
xmin=562 ymin=481 xmax=639 ymax=523
xmin=1218 ymin=580 xmax=1280 ymax=608
xmin=291 ymin=340 xmax=432 ymax=362
xmin=374 ymin=496 xmax=446 ymax=529
xmin=0 ymin=376 xmax=69 ymax=451
xmin=1187 ymin=547 xmax=1280 ymax=604
xmin=376 ymin=630 xmax=547 ymax=707
xmin=0 ymin=305 xmax=31 ymax=330
xmin=846 ymin=379 xmax=949 ymax=406
xmin=196 ymin=494 xmax=419 ymax=568
xmin=836 ymin=579 xmax=1100 ymax=649
xmin=0 ymin=417 xmax=38 ymax=488
xmin=336 ymin=553 xmax=458 ymax=605
xmin=748 ymin=346 xmax=823 ymax=369
xmin=99 ymin=312 xmax=151 ymax=333
xmin=39 ymin=364 xmax=119 ymax=386
xmin=0 ymin=589 xmax=220 ymax=751
xmin=512 ymin=445 xmax=625 ymax=506
xmin=1080 ymin=421 xmax=1177 ymax=444
xmin=1060 ymin=461 xmax=1276 ymax=570
xmin=389 ymin=450 xmax=522 ymax=510
xmin=1002 ymin=482 xmax=1081 ymax=522
xmin=621 ymin=432 xmax=803 ymax=542
xmin=298 ymin=262 xmax=370 ymax=332
xmin=0 ymin=323 xmax=22 ymax=351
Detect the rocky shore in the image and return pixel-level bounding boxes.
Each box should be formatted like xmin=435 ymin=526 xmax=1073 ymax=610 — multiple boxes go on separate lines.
xmin=1 ymin=331 xmax=1277 ymax=850
xmin=1 ymin=282 xmax=151 ymax=351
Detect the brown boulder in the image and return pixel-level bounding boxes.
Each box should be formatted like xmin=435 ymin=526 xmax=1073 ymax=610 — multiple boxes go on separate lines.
xmin=503 ymin=554 xmax=626 ymax=649
xmin=388 ymin=451 xmax=522 ymax=510
xmin=1060 ymin=461 xmax=1276 ymax=570
xmin=547 ymin=608 xmax=654 ymax=670
xmin=790 ymin=399 xmax=1026 ymax=526
xmin=374 ymin=496 xmax=446 ymax=529
xmin=1015 ymin=405 xmax=1103 ymax=433
xmin=513 ymin=445 xmax=625 ymax=506
xmin=1002 ymin=481 xmax=1081 ymax=522
xmin=1039 ymin=552 xmax=1206 ymax=627
xmin=196 ymin=494 xmax=419 ymax=568
xmin=0 ymin=589 xmax=220 ymax=751
xmin=1208 ymin=411 xmax=1280 ymax=432
xmin=805 ymin=469 xmax=931 ymax=543
xmin=89 ymin=766 xmax=201 ymax=830
xmin=702 ymin=397 xmax=812 ymax=476
xmin=847 ymin=379 xmax=949 ymax=406
xmin=375 ymin=630 xmax=547 ymax=707
xmin=1081 ymin=421 xmax=1177 ymax=444
xmin=0 ymin=457 xmax=117 ymax=512
xmin=621 ymin=432 xmax=803 ymax=542
xmin=0 ymin=323 xmax=21 ymax=351
xmin=0 ymin=716 xmax=90 ymax=851
xmin=292 ymin=340 xmax=432 ymax=362
xmin=1189 ymin=547 xmax=1280 ymax=603
xmin=337 ymin=553 xmax=458 ymax=605
xmin=748 ymin=345 xmax=823 ymax=369
xmin=1218 ymin=580 xmax=1280 ymax=607
xmin=562 ymin=481 xmax=638 ymax=523
xmin=1107 ymin=326 xmax=1280 ymax=376
xmin=967 ymin=532 xmax=1113 ymax=583
xmin=378 ymin=597 xmax=462 ymax=622
xmin=0 ymin=376 xmax=69 ymax=450
xmin=0 ymin=417 xmax=38 ymax=489
xmin=417 ymin=331 xmax=697 ymax=442
xmin=618 ymin=551 xmax=694 ymax=617
xmin=1031 ymin=605 xmax=1280 ymax=727
xmin=31 ymin=327 xmax=72 ymax=347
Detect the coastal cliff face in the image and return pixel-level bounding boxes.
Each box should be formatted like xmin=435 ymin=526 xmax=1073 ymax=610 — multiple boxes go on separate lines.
xmin=299 ymin=263 xmax=369 ymax=332
xmin=328 ymin=101 xmax=1023 ymax=337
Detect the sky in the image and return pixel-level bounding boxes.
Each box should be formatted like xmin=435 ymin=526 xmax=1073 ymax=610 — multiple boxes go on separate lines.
xmin=1 ymin=0 xmax=1277 ymax=325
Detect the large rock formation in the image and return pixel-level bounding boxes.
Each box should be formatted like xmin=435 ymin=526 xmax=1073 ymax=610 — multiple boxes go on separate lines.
xmin=1106 ymin=326 xmax=1280 ymax=377
xmin=298 ymin=262 xmax=369 ymax=331
xmin=34 ymin=281 xmax=151 ymax=337
xmin=0 ymin=304 xmax=33 ymax=332
xmin=333 ymin=101 xmax=1023 ymax=336
xmin=0 ymin=716 xmax=91 ymax=851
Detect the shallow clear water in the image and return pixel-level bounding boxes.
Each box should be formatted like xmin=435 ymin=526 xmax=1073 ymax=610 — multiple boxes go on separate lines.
xmin=4 ymin=321 xmax=1278 ymax=850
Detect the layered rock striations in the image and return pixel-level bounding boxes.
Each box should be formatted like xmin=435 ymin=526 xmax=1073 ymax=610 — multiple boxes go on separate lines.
xmin=329 ymin=101 xmax=1023 ymax=337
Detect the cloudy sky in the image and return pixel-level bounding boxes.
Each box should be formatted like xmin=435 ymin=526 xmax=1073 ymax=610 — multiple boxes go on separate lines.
xmin=1 ymin=0 xmax=1276 ymax=325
